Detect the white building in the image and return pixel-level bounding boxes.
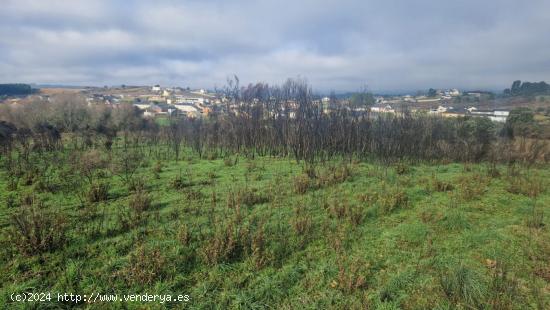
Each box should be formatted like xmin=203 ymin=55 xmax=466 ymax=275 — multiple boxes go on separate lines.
xmin=449 ymin=89 xmax=460 ymax=96
xmin=174 ymin=104 xmax=199 ymax=113
xmin=490 ymin=110 xmax=510 ymax=123
xmin=134 ymin=103 xmax=151 ymax=110
xmin=370 ymin=104 xmax=395 ymax=113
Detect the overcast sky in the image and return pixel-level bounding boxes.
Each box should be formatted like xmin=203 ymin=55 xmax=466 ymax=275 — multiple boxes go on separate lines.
xmin=0 ymin=0 xmax=549 ymax=92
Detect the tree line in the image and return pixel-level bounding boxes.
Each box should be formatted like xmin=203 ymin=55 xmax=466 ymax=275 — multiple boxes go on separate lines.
xmin=504 ymin=80 xmax=550 ymax=97
xmin=0 ymin=79 xmax=548 ymax=168
xmin=0 ymin=84 xmax=33 ymax=96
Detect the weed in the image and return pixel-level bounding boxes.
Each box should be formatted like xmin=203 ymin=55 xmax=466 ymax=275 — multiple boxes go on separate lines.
xmin=128 ymin=177 xmax=146 ymax=192
xmin=151 ymin=161 xmax=162 ymax=179
xmin=526 ymin=200 xmax=545 ymax=229
xmin=183 ymin=188 xmax=204 ymax=201
xmin=507 ymin=173 xmax=544 ymax=198
xmin=178 ymin=223 xmax=192 ymax=246
xmin=439 ymin=263 xmax=486 ymax=308
xmin=171 ymin=171 xmax=193 ymax=189
xmin=394 ymin=162 xmax=410 ymax=175
xmin=122 ymin=245 xmax=166 ymax=286
xmin=379 ymin=188 xmax=409 ymax=215
xmin=379 ymin=270 xmax=415 ymax=303
xmin=207 ymin=171 xmax=218 ymax=180
xmin=293 ymin=173 xmax=315 ymax=194
xmin=328 ymin=199 xmax=364 ymax=226
xmin=206 ymin=152 xmax=218 ymax=160
xmin=486 ymin=163 xmax=501 ymax=178
xmin=223 ymin=157 xmax=234 ymax=167
xmin=456 ymin=173 xmax=489 ymax=201
xmin=441 ymin=210 xmax=470 ymax=231
xmin=228 ymin=187 xmax=269 ymax=207
xmin=6 ymin=192 xmax=19 ymax=208
xmin=128 ymin=189 xmax=152 ymax=213
xmin=429 ymin=174 xmax=454 ymax=192
xmin=334 ymin=257 xmax=368 ymax=294
xmin=200 ymin=220 xmax=244 ymax=265
xmin=317 ymin=163 xmax=352 ymax=187
xmin=241 ymin=188 xmax=269 ymax=206
xmin=9 ymin=205 xmax=67 ymax=255
xmin=87 ymin=182 xmax=109 ymax=203
xmin=487 ymin=259 xmax=520 ymax=309
xmin=251 ymin=225 xmax=270 ymax=269
xmin=291 ymin=204 xmax=313 ymax=236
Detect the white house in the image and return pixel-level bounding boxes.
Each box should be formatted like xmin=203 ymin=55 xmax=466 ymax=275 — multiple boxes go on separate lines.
xmin=449 ymin=89 xmax=460 ymax=96
xmin=494 ymin=110 xmax=510 ymax=117
xmin=370 ymin=104 xmax=395 ymax=113
xmin=174 ymin=104 xmax=199 ymax=113
xmin=429 ymin=106 xmax=449 ymax=114
xmin=134 ymin=103 xmax=151 ymax=110
xmin=490 ymin=110 xmax=510 ymax=123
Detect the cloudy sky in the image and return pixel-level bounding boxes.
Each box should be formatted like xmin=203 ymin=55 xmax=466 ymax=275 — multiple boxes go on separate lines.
xmin=0 ymin=0 xmax=549 ymax=92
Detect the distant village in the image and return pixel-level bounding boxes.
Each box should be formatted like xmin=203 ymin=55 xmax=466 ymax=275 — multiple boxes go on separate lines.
xmin=84 ymin=85 xmax=219 ymax=119
xmin=1 ymin=85 xmax=512 ymax=122
xmin=368 ymin=89 xmax=509 ymax=122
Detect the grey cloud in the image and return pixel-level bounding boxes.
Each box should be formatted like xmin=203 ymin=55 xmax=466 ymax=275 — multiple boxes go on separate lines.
xmin=0 ymin=0 xmax=549 ymax=92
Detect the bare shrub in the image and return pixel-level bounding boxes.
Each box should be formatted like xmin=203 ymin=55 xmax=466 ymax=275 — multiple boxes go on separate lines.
xmin=178 ymin=223 xmax=192 ymax=246
xmin=328 ymin=199 xmax=364 ymax=226
xmin=151 ymin=161 xmax=162 ymax=179
xmin=128 ymin=189 xmax=152 ymax=213
xmin=293 ymin=173 xmax=314 ymax=194
xmin=226 ymin=191 xmax=237 ymax=209
xmin=333 ymin=257 xmax=368 ymax=294
xmin=128 ymin=177 xmax=146 ymax=192
xmin=110 ymin=149 xmax=142 ymax=184
xmin=122 ymin=245 xmax=166 ymax=286
xmin=9 ymin=205 xmax=67 ymax=255
xmin=506 ymin=174 xmax=544 ymax=198
xmin=200 ymin=221 xmax=242 ymax=265
xmin=72 ymin=149 xmax=107 ymax=185
xmin=456 ymin=173 xmax=489 ymax=201
xmin=227 ymin=187 xmax=269 ymax=207
xmin=429 ymin=174 xmax=454 ymax=192
xmin=317 ymin=163 xmax=352 ymax=187
xmin=240 ymin=188 xmax=268 ymax=206
xmin=379 ymin=188 xmax=409 ymax=214
xmin=291 ymin=204 xmax=312 ymax=236
xmin=526 ymin=200 xmax=545 ymax=229
xmin=487 ymin=259 xmax=520 ymax=309
xmin=206 ymin=152 xmax=218 ymax=160
xmin=87 ymin=182 xmax=109 ymax=203
xmin=223 ymin=157 xmax=234 ymax=167
xmin=251 ymin=225 xmax=270 ymax=269
xmin=394 ymin=162 xmax=410 ymax=175
xmin=183 ymin=188 xmax=203 ymax=201
xmin=303 ymin=165 xmax=317 ymax=178
xmin=170 ymin=172 xmax=193 ymax=189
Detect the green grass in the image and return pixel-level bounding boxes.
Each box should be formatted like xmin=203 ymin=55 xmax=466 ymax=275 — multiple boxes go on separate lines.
xmin=1 ymin=150 xmax=549 ymax=309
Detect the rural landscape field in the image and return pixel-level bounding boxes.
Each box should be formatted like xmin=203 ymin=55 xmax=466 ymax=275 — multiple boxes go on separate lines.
xmin=1 ymin=80 xmax=550 ymax=309
xmin=2 ymin=0 xmax=550 ymax=309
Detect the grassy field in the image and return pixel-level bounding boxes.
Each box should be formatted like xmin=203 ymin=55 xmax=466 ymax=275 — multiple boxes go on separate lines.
xmin=1 ymin=150 xmax=549 ymax=309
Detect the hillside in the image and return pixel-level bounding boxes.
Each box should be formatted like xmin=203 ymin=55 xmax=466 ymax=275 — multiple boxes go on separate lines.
xmin=1 ymin=150 xmax=549 ymax=308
